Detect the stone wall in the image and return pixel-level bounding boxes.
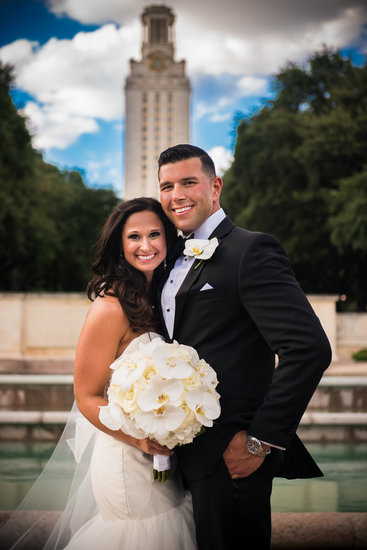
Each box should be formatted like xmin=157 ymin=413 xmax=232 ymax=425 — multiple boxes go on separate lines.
xmin=0 ymin=293 xmax=89 ymax=359
xmin=0 ymin=293 xmax=366 ymax=363
xmin=337 ymin=312 xmax=367 ymax=360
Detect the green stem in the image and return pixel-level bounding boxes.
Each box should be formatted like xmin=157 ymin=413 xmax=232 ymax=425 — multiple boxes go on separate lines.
xmin=153 ymin=468 xmax=172 ymax=482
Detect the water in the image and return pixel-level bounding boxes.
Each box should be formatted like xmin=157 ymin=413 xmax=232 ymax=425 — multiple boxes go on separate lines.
xmin=0 ymin=441 xmax=56 ymax=511
xmin=272 ymin=443 xmax=367 ymax=512
xmin=0 ymin=441 xmax=366 ymax=512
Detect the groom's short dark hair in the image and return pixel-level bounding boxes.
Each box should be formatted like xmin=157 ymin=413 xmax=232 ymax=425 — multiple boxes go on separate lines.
xmin=158 ymin=144 xmax=216 ymax=180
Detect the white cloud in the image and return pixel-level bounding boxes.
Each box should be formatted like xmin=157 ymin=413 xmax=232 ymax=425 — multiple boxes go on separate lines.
xmin=48 ymin=0 xmax=145 ymax=25
xmin=1 ymin=0 xmax=365 ymax=154
xmin=237 ymin=76 xmax=269 ymax=97
xmin=177 ymin=4 xmax=365 ymax=77
xmin=11 ymin=24 xmax=138 ymax=119
xmin=22 ymin=101 xmax=99 ymax=149
xmin=194 ymin=96 xmax=234 ymax=121
xmin=208 ymin=146 xmax=233 ymax=176
xmin=193 ymin=75 xmax=270 ymax=124
xmin=86 ymin=153 xmax=122 ymax=186
xmin=210 ymin=112 xmax=232 ymax=123
xmin=0 ymin=23 xmax=138 ymax=150
xmin=0 ymin=39 xmax=38 ymax=68
xmin=47 ymin=1 xmax=366 ymax=76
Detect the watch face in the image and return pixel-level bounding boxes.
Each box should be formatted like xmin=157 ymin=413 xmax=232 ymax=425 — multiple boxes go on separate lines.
xmin=247 ymin=436 xmax=269 ymax=457
xmin=247 ymin=437 xmax=261 ymax=454
xmin=150 ymin=54 xmax=167 ymax=72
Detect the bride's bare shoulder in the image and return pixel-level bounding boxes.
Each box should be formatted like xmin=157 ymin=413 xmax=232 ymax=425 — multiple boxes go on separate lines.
xmin=86 ymin=294 xmax=125 ymax=322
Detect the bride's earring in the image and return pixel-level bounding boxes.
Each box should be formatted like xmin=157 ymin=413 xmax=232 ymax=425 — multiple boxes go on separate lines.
xmin=163 ymin=258 xmax=167 ymax=270
xmin=118 ymin=251 xmax=124 ymax=268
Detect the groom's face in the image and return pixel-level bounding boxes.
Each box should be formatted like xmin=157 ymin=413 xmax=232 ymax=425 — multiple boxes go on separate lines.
xmin=159 ymin=157 xmax=222 ymax=235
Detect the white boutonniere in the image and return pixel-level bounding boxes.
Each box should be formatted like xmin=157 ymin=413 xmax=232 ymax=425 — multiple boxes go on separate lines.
xmin=184 ymin=237 xmax=219 ymax=268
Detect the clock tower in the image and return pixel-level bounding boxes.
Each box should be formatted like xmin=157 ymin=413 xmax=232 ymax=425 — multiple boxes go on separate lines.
xmin=124 ymin=5 xmax=191 ymax=199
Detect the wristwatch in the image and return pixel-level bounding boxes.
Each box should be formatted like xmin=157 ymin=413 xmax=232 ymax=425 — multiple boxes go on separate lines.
xmin=246 ymin=435 xmax=271 ymax=457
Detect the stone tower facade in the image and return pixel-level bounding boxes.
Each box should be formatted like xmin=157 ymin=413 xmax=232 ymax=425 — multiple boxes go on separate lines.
xmin=124 ymin=5 xmax=191 ymax=200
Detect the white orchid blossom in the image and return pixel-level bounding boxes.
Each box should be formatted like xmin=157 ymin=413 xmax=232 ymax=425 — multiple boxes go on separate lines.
xmin=185 ymin=388 xmax=221 ymax=427
xmin=135 ymin=404 xmax=186 ymax=444
xmin=137 ymin=336 xmax=164 ymax=356
xmin=137 ymin=375 xmax=183 ymax=411
xmin=99 ymin=403 xmax=143 ymax=438
xmin=152 ymin=341 xmax=194 ymax=379
xmin=197 ymin=359 xmax=219 ymax=388
xmin=110 ymin=355 xmax=147 ymax=391
xmin=184 ymin=237 xmax=219 ymax=260
xmin=176 ymin=342 xmax=200 ymax=364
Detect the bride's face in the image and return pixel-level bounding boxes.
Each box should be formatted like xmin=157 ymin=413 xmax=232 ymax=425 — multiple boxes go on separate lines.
xmin=122 ymin=210 xmax=167 ymax=283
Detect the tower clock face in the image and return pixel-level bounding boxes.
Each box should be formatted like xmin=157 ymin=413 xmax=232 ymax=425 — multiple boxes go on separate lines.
xmin=150 ymin=54 xmax=167 ymax=72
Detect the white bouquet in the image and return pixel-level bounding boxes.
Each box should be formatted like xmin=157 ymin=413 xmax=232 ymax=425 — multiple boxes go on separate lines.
xmin=99 ymin=335 xmax=221 ymax=480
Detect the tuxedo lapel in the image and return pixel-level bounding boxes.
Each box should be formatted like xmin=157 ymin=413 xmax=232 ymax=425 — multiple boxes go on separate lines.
xmin=208 ymin=215 xmax=234 ymax=240
xmin=173 ymin=216 xmax=235 ymax=335
xmin=173 ymin=258 xmax=206 ymax=334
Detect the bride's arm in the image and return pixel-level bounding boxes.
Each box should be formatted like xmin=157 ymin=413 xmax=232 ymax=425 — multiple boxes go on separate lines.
xmin=74 ymin=296 xmax=172 ymax=457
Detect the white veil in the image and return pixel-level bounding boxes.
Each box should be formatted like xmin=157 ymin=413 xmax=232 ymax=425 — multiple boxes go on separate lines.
xmin=0 ymin=333 xmax=165 ymax=550
xmin=0 ymin=402 xmax=99 ymax=550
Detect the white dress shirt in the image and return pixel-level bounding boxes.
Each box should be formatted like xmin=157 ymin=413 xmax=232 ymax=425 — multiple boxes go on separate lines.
xmin=161 ymin=208 xmax=226 ymax=339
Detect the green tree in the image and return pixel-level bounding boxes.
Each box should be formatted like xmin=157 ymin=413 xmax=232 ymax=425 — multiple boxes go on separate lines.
xmin=329 ymin=169 xmax=367 ymax=310
xmin=0 ymin=62 xmax=119 ymax=291
xmin=222 ymin=48 xmax=367 ymax=310
xmin=35 ymin=163 xmax=118 ymax=290
xmin=0 ymin=62 xmax=46 ymax=289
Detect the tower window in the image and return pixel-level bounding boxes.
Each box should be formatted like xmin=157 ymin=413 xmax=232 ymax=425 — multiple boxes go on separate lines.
xmin=150 ymin=18 xmax=168 ymax=43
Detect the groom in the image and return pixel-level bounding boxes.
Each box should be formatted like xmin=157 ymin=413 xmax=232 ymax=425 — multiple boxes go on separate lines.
xmin=157 ymin=144 xmax=331 ymax=549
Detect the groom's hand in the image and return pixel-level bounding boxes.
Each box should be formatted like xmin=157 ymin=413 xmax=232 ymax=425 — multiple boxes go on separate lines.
xmin=223 ymin=430 xmax=266 ymax=479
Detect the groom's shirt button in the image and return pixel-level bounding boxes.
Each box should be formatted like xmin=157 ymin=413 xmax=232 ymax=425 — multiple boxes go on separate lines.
xmin=161 ymin=247 xmax=196 ymax=339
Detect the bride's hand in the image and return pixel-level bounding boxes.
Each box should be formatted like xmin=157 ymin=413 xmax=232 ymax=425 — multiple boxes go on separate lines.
xmin=136 ymin=437 xmax=173 ymax=456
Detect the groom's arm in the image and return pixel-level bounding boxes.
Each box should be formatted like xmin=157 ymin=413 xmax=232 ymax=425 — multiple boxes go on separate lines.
xmin=238 ymin=233 xmax=331 ymax=449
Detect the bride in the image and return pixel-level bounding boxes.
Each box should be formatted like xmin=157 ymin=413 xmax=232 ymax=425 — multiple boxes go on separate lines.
xmin=1 ymin=197 xmax=196 ymax=550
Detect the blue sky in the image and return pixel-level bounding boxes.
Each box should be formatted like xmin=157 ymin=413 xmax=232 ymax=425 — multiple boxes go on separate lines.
xmin=1 ymin=0 xmax=366 ymax=197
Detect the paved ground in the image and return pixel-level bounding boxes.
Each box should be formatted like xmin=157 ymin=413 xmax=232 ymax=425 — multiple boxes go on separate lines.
xmin=1 ymin=511 xmax=366 ymax=549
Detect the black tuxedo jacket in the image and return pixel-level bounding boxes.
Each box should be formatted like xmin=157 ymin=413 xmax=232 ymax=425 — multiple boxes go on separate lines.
xmin=158 ymin=217 xmax=331 ymax=481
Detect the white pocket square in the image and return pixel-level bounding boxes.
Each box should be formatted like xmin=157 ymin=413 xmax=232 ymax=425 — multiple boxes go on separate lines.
xmin=200 ymin=283 xmax=214 ymax=291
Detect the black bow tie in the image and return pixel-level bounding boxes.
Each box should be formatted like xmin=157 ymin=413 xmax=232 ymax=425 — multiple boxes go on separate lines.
xmin=172 ymin=235 xmax=185 ymax=260
xmin=169 ymin=234 xmax=195 ymax=264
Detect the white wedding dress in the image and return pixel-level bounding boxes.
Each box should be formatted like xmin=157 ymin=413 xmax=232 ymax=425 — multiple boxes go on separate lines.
xmin=63 ymin=431 xmax=196 ymax=550
xmin=1 ymin=334 xmax=196 ymax=550
xmin=63 ymin=332 xmax=196 ymax=550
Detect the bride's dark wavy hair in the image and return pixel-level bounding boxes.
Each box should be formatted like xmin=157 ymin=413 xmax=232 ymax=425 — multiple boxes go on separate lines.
xmin=87 ymin=197 xmax=176 ymax=333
